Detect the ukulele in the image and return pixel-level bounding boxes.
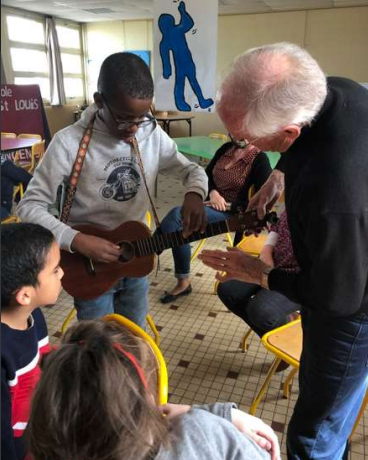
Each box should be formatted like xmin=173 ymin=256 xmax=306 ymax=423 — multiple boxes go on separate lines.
xmin=60 ymin=210 xmax=278 ymax=300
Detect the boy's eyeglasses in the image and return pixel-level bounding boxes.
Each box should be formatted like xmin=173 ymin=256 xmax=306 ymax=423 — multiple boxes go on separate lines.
xmin=103 ymin=96 xmax=155 ymax=131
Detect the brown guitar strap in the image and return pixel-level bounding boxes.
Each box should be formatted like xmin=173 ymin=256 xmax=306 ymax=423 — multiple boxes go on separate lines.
xmin=131 ymin=137 xmax=161 ymax=229
xmin=60 ymin=114 xmax=96 ymax=224
xmin=60 ymin=117 xmax=160 ymax=229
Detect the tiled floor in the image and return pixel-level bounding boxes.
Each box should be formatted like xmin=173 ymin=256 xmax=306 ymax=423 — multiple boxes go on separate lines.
xmin=43 ymin=170 xmax=367 ymax=460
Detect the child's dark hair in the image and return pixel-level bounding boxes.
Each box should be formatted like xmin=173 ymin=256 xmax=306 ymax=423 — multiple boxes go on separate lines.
xmin=1 ymin=223 xmax=55 ymax=308
xmin=27 ymin=320 xmax=170 ymax=460
xmin=98 ymin=52 xmax=154 ymax=102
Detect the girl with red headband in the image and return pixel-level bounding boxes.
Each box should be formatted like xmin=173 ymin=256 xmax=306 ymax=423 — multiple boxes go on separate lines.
xmin=26 ymin=319 xmax=280 ymax=460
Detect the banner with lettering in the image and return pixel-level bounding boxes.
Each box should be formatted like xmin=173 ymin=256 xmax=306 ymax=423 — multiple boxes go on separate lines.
xmin=1 ymin=84 xmax=51 ymax=161
xmin=1 ymin=84 xmax=46 ymax=136
xmin=153 ymin=0 xmax=218 ymax=113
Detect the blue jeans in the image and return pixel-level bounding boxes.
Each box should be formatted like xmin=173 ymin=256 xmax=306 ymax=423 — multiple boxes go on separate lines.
xmin=74 ymin=277 xmax=149 ymax=328
xmin=159 ymin=205 xmax=231 ymax=279
xmin=217 ymin=280 xmax=300 ymax=337
xmin=287 ymin=309 xmax=368 ymax=459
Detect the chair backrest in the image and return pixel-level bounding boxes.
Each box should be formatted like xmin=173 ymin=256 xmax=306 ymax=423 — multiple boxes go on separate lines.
xmin=209 ymin=132 xmax=228 ymax=141
xmin=104 ymin=314 xmax=168 ymax=405
xmin=17 ymin=133 xmax=42 ymax=140
xmin=29 ymin=140 xmax=45 ymax=173
xmin=1 ymin=132 xmax=17 ymax=138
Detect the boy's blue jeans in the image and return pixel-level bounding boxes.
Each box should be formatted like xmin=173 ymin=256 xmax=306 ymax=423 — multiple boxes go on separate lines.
xmin=159 ymin=205 xmax=231 ymax=279
xmin=287 ymin=308 xmax=368 ymax=459
xmin=74 ymin=276 xmax=149 ymax=329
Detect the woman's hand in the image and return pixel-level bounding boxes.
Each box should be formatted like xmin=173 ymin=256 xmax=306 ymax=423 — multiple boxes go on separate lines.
xmin=206 ymin=190 xmax=229 ymax=212
xmin=259 ymin=244 xmax=275 ymax=268
xmin=247 ymin=170 xmax=284 ymax=219
xmin=71 ymin=233 xmax=121 ymax=263
xmin=231 ymin=409 xmax=281 ymax=460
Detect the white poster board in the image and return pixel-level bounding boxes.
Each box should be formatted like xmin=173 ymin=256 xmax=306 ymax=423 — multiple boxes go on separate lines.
xmin=153 ymin=0 xmax=218 ymax=113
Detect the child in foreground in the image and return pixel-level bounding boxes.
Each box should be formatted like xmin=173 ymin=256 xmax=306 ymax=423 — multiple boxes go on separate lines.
xmin=27 ymin=319 xmax=280 ymax=460
xmin=1 ymin=223 xmax=64 ymax=460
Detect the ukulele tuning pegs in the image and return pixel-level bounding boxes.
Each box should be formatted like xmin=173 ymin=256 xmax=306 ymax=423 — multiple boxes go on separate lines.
xmin=266 ymin=212 xmax=279 ymax=225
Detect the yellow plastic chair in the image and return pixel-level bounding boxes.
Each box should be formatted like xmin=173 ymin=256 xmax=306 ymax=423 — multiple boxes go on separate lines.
xmin=1 ymin=215 xmax=20 ymax=224
xmin=249 ymin=316 xmax=368 ymax=441
xmin=60 ymin=308 xmax=161 ymax=346
xmin=209 ymin=133 xmax=229 ymax=141
xmin=23 ymin=140 xmax=45 ymax=174
xmin=1 ymin=132 xmax=17 ymax=138
xmin=17 ymin=133 xmax=42 ymax=140
xmin=105 ymin=313 xmax=168 ymax=405
xmin=249 ymin=317 xmax=302 ymax=415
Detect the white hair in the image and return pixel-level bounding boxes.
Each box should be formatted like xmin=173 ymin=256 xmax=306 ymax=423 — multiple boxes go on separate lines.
xmin=216 ymin=42 xmax=327 ymax=138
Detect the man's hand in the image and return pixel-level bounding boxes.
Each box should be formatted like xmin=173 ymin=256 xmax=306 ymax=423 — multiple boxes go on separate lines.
xmin=204 ymin=190 xmax=228 ymax=212
xmin=247 ymin=170 xmax=284 ymax=219
xmin=198 ymin=247 xmax=270 ymax=284
xmin=159 ymin=403 xmax=191 ymax=419
xmin=231 ymin=409 xmax=281 ymax=460
xmin=181 ymin=192 xmax=207 ymax=238
xmin=71 ymin=233 xmax=121 ymax=263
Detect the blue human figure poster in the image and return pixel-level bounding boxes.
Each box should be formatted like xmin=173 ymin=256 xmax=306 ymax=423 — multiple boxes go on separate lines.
xmin=154 ymin=0 xmax=218 ymax=113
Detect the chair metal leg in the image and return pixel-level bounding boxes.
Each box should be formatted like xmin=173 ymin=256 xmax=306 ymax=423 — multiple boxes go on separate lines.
xmin=61 ymin=308 xmax=77 ymax=335
xmin=283 ymin=366 xmax=298 ymax=398
xmin=250 ymin=357 xmax=282 ymax=415
xmin=225 ymin=232 xmax=233 ymax=247
xmin=191 ymin=238 xmax=206 ymax=262
xmin=349 ymin=386 xmax=368 ymax=441
xmin=240 ymin=328 xmax=254 ymax=352
xmin=146 ymin=314 xmax=160 ymax=346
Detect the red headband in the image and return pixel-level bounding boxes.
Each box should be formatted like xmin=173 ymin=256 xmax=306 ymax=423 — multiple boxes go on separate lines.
xmin=112 ymin=342 xmax=148 ymax=389
xmin=77 ymin=340 xmax=148 ymax=389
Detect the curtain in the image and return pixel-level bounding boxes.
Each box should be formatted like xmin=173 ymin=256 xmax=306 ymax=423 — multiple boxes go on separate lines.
xmin=1 ymin=53 xmax=7 ymax=84
xmin=46 ymin=17 xmax=66 ymax=106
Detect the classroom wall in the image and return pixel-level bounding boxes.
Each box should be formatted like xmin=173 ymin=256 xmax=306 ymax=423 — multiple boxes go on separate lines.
xmin=85 ymin=6 xmax=368 ymax=137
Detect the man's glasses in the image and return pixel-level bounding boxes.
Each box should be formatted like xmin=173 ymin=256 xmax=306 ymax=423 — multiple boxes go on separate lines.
xmin=103 ymin=96 xmax=154 ymax=131
xmin=229 ymin=134 xmax=251 ymax=149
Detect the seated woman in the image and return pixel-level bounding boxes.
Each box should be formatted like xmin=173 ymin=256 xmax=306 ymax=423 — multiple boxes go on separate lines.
xmin=159 ymin=140 xmax=272 ymax=303
xmin=217 ymin=210 xmax=300 ymax=339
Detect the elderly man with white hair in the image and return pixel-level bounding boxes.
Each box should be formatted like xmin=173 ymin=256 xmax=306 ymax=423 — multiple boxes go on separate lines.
xmin=199 ymin=43 xmax=368 ymax=460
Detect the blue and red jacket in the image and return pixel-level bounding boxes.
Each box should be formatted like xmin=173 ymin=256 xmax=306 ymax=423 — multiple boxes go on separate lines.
xmin=1 ymin=308 xmax=50 ymax=460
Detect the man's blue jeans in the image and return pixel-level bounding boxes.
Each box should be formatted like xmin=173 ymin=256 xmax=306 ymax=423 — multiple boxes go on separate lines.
xmin=159 ymin=205 xmax=231 ymax=279
xmin=74 ymin=277 xmax=149 ymax=329
xmin=287 ymin=308 xmax=368 ymax=459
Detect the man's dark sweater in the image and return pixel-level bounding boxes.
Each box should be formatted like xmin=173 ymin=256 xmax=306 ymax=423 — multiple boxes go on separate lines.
xmin=269 ymin=77 xmax=368 ymax=317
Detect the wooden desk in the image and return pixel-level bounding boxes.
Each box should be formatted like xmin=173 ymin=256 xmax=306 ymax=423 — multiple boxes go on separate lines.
xmin=1 ymin=137 xmax=41 ymax=155
xmin=174 ymin=136 xmax=281 ymax=168
xmin=156 ymin=114 xmax=195 ymax=137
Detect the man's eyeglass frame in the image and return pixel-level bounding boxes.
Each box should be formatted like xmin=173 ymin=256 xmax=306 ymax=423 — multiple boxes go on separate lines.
xmin=102 ymin=95 xmax=155 ymax=131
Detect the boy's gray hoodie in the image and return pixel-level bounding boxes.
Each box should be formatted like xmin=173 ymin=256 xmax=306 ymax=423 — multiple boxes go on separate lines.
xmin=17 ymin=104 xmax=208 ymax=251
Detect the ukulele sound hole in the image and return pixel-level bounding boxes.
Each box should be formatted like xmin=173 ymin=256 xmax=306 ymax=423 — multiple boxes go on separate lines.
xmin=119 ymin=241 xmax=135 ymax=263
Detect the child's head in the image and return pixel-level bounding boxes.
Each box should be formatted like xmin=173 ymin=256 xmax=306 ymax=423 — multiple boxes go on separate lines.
xmin=94 ymin=52 xmax=154 ymax=142
xmin=1 ymin=223 xmax=63 ymax=310
xmin=27 ymin=319 xmax=169 ymax=460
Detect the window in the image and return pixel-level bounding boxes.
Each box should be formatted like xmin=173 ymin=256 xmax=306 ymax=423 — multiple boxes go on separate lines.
xmin=56 ymin=24 xmax=85 ymax=100
xmin=4 ymin=12 xmax=85 ymax=103
xmin=6 ymin=15 xmax=49 ymax=100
